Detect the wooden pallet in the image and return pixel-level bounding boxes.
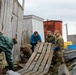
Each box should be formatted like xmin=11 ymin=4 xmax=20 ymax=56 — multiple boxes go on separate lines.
xmin=18 ymin=42 xmax=53 ymax=75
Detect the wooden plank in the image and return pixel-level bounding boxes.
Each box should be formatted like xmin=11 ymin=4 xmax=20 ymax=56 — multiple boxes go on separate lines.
xmin=23 ymin=43 xmax=48 ymax=75
xmin=33 ymin=54 xmax=49 ymax=75
xmin=23 ymin=54 xmax=45 ymax=75
xmin=18 ymin=52 xmax=37 ymax=73
xmin=37 ymin=48 xmax=53 ymax=75
xmin=46 ymin=43 xmax=51 ymax=53
xmin=27 ymin=54 xmax=45 ymax=75
xmin=58 ymin=64 xmax=71 ymax=75
xmin=34 ymin=42 xmax=41 ymax=52
xmin=31 ymin=43 xmax=48 ymax=73
xmin=2 ymin=0 xmax=8 ymax=32
xmin=22 ymin=43 xmax=44 ymax=75
xmin=37 ymin=42 xmax=44 ymax=53
xmin=4 ymin=0 xmax=13 ymax=38
xmin=32 ymin=44 xmax=51 ymax=75
xmin=13 ymin=0 xmax=18 ymax=16
xmin=0 ymin=0 xmax=5 ymax=30
xmin=28 ymin=62 xmax=36 ymax=71
xmin=64 ymin=50 xmax=76 ymax=54
xmin=34 ymin=54 xmax=40 ymax=62
xmin=18 ymin=43 xmax=53 ymax=75
xmin=18 ymin=64 xmax=25 ymax=68
xmin=42 ymin=43 xmax=48 ymax=53
xmin=18 ymin=43 xmax=41 ymax=73
xmin=22 ymin=62 xmax=36 ymax=75
xmin=11 ymin=14 xmax=18 ymax=38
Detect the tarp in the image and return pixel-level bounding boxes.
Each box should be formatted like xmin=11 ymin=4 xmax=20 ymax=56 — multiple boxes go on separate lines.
xmin=0 ymin=32 xmax=14 ymax=69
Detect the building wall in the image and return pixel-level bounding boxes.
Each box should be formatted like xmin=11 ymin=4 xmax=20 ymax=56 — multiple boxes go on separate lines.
xmin=62 ymin=24 xmax=76 ymax=44
xmin=22 ymin=15 xmax=44 ymax=45
xmin=0 ymin=0 xmax=1 ymax=30
xmin=0 ymin=0 xmax=24 ymax=62
xmin=67 ymin=35 xmax=76 ymax=44
xmin=22 ymin=18 xmax=32 ymax=44
xmin=32 ymin=18 xmax=44 ymax=42
xmin=44 ymin=20 xmax=62 ymax=38
xmin=62 ymin=24 xmax=67 ymax=42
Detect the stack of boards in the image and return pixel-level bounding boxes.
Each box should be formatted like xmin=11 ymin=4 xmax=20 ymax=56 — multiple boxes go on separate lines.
xmin=18 ymin=42 xmax=53 ymax=75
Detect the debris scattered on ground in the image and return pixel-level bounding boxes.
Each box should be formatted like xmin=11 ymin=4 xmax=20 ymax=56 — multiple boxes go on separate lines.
xmin=64 ymin=49 xmax=76 ymax=62
xmin=18 ymin=64 xmax=25 ymax=68
xmin=5 ymin=70 xmax=21 ymax=75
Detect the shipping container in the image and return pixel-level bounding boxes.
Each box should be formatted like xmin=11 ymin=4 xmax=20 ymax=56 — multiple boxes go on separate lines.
xmin=44 ymin=20 xmax=62 ymax=38
xmin=22 ymin=15 xmax=45 ymax=45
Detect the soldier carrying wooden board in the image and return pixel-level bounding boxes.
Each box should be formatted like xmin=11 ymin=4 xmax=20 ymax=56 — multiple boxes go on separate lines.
xmin=53 ymin=30 xmax=64 ymax=66
xmin=20 ymin=44 xmax=32 ymax=63
xmin=45 ymin=30 xmax=55 ymax=44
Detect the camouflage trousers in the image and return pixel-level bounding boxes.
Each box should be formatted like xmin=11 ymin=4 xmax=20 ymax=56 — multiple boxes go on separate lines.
xmin=53 ymin=50 xmax=64 ymax=66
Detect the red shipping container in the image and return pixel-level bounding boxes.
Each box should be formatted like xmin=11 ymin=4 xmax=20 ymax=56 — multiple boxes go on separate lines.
xmin=44 ymin=20 xmax=62 ymax=38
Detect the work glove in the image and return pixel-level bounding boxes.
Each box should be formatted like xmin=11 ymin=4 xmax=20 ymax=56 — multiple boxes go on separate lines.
xmin=53 ymin=46 xmax=57 ymax=51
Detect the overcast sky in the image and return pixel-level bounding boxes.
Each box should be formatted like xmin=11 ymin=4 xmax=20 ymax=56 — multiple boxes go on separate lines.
xmin=18 ymin=0 xmax=76 ymax=24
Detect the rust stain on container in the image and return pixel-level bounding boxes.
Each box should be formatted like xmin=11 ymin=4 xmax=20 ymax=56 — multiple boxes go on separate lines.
xmin=44 ymin=20 xmax=62 ymax=38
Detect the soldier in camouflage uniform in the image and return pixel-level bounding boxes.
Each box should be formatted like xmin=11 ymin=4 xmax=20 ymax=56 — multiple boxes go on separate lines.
xmin=53 ymin=30 xmax=64 ymax=66
xmin=45 ymin=31 xmax=55 ymax=43
xmin=20 ymin=44 xmax=32 ymax=63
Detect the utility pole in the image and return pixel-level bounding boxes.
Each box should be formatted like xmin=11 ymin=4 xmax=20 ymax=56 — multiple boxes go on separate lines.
xmin=66 ymin=23 xmax=68 ymax=41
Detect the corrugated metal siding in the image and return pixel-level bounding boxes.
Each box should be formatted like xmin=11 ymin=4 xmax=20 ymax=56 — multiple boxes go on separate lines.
xmin=54 ymin=22 xmax=62 ymax=35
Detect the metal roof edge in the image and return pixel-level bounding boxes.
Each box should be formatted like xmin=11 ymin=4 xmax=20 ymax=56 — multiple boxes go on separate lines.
xmin=23 ymin=15 xmax=44 ymax=22
xmin=44 ymin=20 xmax=63 ymax=23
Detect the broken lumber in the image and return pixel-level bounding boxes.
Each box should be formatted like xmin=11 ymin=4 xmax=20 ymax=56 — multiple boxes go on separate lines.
xmin=64 ymin=50 xmax=76 ymax=54
xmin=58 ymin=64 xmax=71 ymax=75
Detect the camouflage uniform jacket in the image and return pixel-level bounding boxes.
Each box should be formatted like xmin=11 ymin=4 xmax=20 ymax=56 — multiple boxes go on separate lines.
xmin=45 ymin=34 xmax=55 ymax=43
xmin=55 ymin=35 xmax=64 ymax=51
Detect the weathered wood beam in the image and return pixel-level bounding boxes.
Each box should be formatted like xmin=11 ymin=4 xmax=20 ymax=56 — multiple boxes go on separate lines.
xmin=58 ymin=64 xmax=71 ymax=75
xmin=64 ymin=50 xmax=76 ymax=54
